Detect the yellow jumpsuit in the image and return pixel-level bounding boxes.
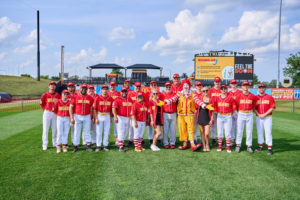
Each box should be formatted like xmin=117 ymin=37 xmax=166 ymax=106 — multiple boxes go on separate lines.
xmin=177 ymin=94 xmax=196 ymax=142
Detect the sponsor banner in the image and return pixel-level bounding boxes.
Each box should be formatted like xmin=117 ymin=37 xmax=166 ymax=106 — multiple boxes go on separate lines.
xmin=294 ymin=89 xmax=300 ymax=100
xmin=195 ymin=56 xmax=235 ymax=80
xmin=271 ymin=88 xmax=294 ymax=100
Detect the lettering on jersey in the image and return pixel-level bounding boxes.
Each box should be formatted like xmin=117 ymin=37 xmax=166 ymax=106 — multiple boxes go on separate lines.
xmin=112 ymin=96 xmax=118 ymax=99
xmin=240 ymin=100 xmax=252 ymax=104
xmin=58 ymin=106 xmax=69 ymax=111
xmin=78 ymin=100 xmax=90 ymax=104
xmin=257 ymin=100 xmax=270 ymax=104
xmin=47 ymin=98 xmax=58 ymax=102
xmin=152 ymin=106 xmax=155 ymax=110
xmin=140 ymin=107 xmax=147 ymax=111
xmin=131 ymin=97 xmax=136 ymax=100
xmin=218 ymin=102 xmax=229 ymax=107
xmin=211 ymin=93 xmax=221 ymax=97
xmin=122 ymin=102 xmax=132 ymax=106
xmin=99 ymin=101 xmax=111 ymax=106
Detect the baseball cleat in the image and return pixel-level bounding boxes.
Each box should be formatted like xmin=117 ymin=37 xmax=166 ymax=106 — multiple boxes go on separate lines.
xmin=135 ymin=147 xmax=141 ymax=152
xmin=256 ymin=147 xmax=263 ymax=151
xmin=95 ymin=147 xmax=101 ymax=152
xmin=103 ymin=147 xmax=109 ymax=152
xmin=42 ymin=146 xmax=47 ymax=151
xmin=73 ymin=146 xmax=79 ymax=153
xmin=235 ymin=146 xmax=241 ymax=153
xmin=227 ymin=149 xmax=232 ymax=153
xmin=62 ymin=147 xmax=68 ymax=152
xmin=267 ymin=149 xmax=273 ymax=155
xmin=217 ymin=147 xmax=222 ymax=152
xmin=140 ymin=146 xmax=145 ymax=151
xmin=119 ymin=147 xmax=126 ymax=152
xmin=247 ymin=147 xmax=254 ymax=154
xmin=56 ymin=147 xmax=61 ymax=153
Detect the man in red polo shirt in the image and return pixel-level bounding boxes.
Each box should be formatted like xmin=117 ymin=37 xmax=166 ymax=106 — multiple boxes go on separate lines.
xmin=162 ymin=82 xmax=177 ymax=149
xmin=70 ymin=84 xmax=94 ymax=152
xmin=213 ymin=85 xmax=236 ymax=153
xmin=40 ymin=81 xmax=61 ymax=150
xmin=228 ymin=79 xmax=242 ymax=146
xmin=108 ymin=81 xmax=121 ymax=146
xmin=112 ymin=87 xmax=133 ymax=152
xmin=171 ymin=73 xmax=181 ymax=94
xmin=235 ymin=81 xmax=256 ymax=153
xmin=255 ymin=83 xmax=276 ymax=155
xmin=209 ymin=76 xmax=222 ymax=145
xmin=93 ymin=85 xmax=114 ymax=152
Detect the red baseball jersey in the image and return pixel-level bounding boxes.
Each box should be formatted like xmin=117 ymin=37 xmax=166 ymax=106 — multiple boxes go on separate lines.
xmin=228 ymin=89 xmax=242 ymax=100
xmin=131 ymin=101 xmax=148 ymax=122
xmin=108 ymin=90 xmax=121 ymax=100
xmin=112 ymin=96 xmax=133 ymax=117
xmin=163 ymin=91 xmax=177 ymax=113
xmin=214 ymin=95 xmax=236 ymax=114
xmin=236 ymin=92 xmax=256 ymax=111
xmin=209 ymin=87 xmax=221 ymax=103
xmin=54 ymin=99 xmax=71 ymax=117
xmin=40 ymin=91 xmax=61 ymax=112
xmin=255 ymin=94 xmax=276 ymax=115
xmin=68 ymin=92 xmax=77 ymax=101
xmin=93 ymin=95 xmax=114 ymax=113
xmin=71 ymin=94 xmax=94 ymax=115
xmin=171 ymin=83 xmax=181 ymax=93
xmin=128 ymin=91 xmax=145 ymax=103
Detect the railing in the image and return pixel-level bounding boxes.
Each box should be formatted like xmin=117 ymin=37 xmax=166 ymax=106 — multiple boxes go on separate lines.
xmin=0 ymin=95 xmax=41 ymax=112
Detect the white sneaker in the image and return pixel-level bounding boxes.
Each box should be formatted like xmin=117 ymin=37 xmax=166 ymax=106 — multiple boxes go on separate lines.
xmin=42 ymin=146 xmax=47 ymax=151
xmin=151 ymin=144 xmax=160 ymax=151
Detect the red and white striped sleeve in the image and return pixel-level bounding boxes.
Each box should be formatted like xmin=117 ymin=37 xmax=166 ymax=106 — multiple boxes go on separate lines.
xmin=193 ymin=93 xmax=205 ymax=108
xmin=164 ymin=92 xmax=180 ymax=105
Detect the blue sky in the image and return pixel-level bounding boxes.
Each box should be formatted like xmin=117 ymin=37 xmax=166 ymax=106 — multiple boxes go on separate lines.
xmin=0 ymin=0 xmax=300 ymax=82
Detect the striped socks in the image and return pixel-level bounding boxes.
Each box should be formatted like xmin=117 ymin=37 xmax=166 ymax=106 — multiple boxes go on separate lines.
xmin=134 ymin=139 xmax=139 ymax=148
xmin=218 ymin=138 xmax=223 ymax=148
xmin=119 ymin=140 xmax=124 ymax=148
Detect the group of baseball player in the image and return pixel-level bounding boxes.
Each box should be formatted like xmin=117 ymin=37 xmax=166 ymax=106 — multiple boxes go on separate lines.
xmin=40 ymin=74 xmax=276 ymax=155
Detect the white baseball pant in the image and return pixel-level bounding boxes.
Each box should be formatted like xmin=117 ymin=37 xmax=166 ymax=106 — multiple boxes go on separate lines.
xmin=42 ymin=110 xmax=57 ymax=149
xmin=113 ymin=120 xmax=118 ymax=137
xmin=117 ymin=116 xmax=130 ymax=141
xmin=56 ymin=116 xmax=70 ymax=145
xmin=256 ymin=116 xmax=273 ymax=146
xmin=163 ymin=113 xmax=177 ymax=146
xmin=133 ymin=121 xmax=146 ymax=139
xmin=231 ymin=111 xmax=238 ymax=141
xmin=96 ymin=114 xmax=111 ymax=147
xmin=128 ymin=117 xmax=134 ymax=141
xmin=211 ymin=112 xmax=218 ymax=139
xmin=217 ymin=114 xmax=232 ymax=139
xmin=73 ymin=114 xmax=91 ymax=146
xmin=236 ymin=112 xmax=253 ymax=147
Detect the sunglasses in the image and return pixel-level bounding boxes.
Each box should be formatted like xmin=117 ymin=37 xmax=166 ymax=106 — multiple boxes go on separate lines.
xmin=202 ymin=90 xmax=208 ymax=92
xmin=166 ymin=86 xmax=171 ymax=88
xmin=63 ymin=93 xmax=69 ymax=95
xmin=221 ymin=88 xmax=227 ymax=90
xmin=152 ymin=93 xmax=158 ymax=95
xmin=121 ymin=90 xmax=128 ymax=93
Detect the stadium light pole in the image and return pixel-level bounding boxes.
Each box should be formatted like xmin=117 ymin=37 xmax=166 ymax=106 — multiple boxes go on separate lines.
xmin=276 ymin=0 xmax=282 ymax=88
xmin=37 ymin=10 xmax=40 ymax=81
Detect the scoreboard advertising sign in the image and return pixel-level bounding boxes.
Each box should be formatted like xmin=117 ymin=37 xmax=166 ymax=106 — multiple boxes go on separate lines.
xmin=195 ymin=55 xmax=254 ymax=85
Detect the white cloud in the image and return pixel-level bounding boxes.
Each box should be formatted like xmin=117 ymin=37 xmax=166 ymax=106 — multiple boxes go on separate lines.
xmin=19 ymin=59 xmax=33 ymax=68
xmin=144 ymin=9 xmax=214 ymax=56
xmin=13 ymin=44 xmax=35 ymax=54
xmin=0 ymin=16 xmax=21 ymax=42
xmin=0 ymin=52 xmax=6 ymax=59
xmin=219 ymin=11 xmax=278 ymax=45
xmin=173 ymin=56 xmax=187 ymax=64
xmin=142 ymin=41 xmax=153 ymax=51
xmin=108 ymin=27 xmax=135 ymax=41
xmin=66 ymin=47 xmax=107 ymax=66
xmin=21 ymin=29 xmax=37 ymax=43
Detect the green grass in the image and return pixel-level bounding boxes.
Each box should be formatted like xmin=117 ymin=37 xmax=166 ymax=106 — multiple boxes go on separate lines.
xmin=0 ymin=75 xmax=49 ymax=95
xmin=0 ymin=111 xmax=300 ymax=199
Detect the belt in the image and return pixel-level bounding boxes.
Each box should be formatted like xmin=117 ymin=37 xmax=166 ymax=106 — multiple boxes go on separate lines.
xmin=218 ymin=113 xmax=231 ymax=116
xmin=98 ymin=112 xmax=110 ymax=115
xmin=239 ymin=110 xmax=253 ymax=113
xmin=164 ymin=112 xmax=176 ymax=114
xmin=45 ymin=109 xmax=54 ymax=112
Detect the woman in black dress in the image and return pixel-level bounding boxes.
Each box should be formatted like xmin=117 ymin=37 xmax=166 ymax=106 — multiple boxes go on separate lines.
xmin=198 ymin=87 xmax=214 ymax=151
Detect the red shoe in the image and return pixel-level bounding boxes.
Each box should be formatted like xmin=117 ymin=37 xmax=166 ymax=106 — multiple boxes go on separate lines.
xmin=170 ymin=145 xmax=175 ymax=149
xmin=164 ymin=145 xmax=169 ymax=149
xmin=191 ymin=144 xmax=202 ymax=152
xmin=178 ymin=142 xmax=188 ymax=150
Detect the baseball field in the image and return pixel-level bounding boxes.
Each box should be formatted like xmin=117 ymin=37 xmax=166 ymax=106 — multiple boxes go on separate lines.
xmin=0 ymin=111 xmax=300 ymax=200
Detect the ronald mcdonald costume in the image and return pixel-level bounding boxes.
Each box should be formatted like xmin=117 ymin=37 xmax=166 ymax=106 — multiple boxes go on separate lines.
xmin=159 ymin=79 xmax=205 ymax=151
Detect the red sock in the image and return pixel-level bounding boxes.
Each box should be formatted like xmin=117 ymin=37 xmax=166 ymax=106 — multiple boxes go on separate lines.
xmin=138 ymin=138 xmax=142 ymax=148
xmin=268 ymin=145 xmax=272 ymax=149
xmin=226 ymin=138 xmax=231 ymax=147
xmin=57 ymin=145 xmax=61 ymax=148
xmin=218 ymin=138 xmax=223 ymax=148
xmin=134 ymin=139 xmax=139 ymax=148
xmin=119 ymin=140 xmax=124 ymax=148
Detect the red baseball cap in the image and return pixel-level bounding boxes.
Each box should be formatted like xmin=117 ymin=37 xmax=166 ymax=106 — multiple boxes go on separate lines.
xmin=110 ymin=81 xmax=116 ymax=86
xmin=49 ymin=81 xmax=56 ymax=85
xmin=165 ymin=82 xmax=172 ymax=86
xmin=67 ymin=82 xmax=74 ymax=87
xmin=120 ymin=87 xmax=128 ymax=91
xmin=173 ymin=74 xmax=180 ymax=79
xmin=102 ymin=85 xmax=109 ymax=89
xmin=88 ymin=84 xmax=95 ymax=89
xmin=230 ymin=79 xmax=237 ymax=84
xmin=214 ymin=77 xmax=221 ymax=82
xmin=80 ymin=84 xmax=88 ymax=88
xmin=242 ymin=81 xmax=250 ymax=86
xmin=62 ymin=89 xmax=69 ymax=94
xmin=196 ymin=81 xmax=203 ymax=86
xmin=258 ymin=83 xmax=266 ymax=88
xmin=220 ymin=85 xmax=227 ymax=89
xmin=137 ymin=92 xmax=144 ymax=97
xmin=150 ymin=80 xmax=157 ymax=85
xmin=124 ymin=80 xmax=130 ymax=83
xmin=134 ymin=82 xmax=141 ymax=87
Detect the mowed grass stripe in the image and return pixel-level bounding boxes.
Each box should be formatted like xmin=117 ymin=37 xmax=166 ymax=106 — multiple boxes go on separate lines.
xmin=0 ymin=111 xmax=42 ymax=140
xmin=0 ymin=112 xmax=300 ymax=199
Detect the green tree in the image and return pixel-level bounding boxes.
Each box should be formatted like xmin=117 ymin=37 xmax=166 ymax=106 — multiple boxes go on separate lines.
xmin=182 ymin=73 xmax=188 ymax=79
xmin=283 ymin=52 xmax=300 ymax=87
xmin=253 ymin=73 xmax=259 ymax=85
xmin=111 ymin=68 xmax=123 ymax=75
